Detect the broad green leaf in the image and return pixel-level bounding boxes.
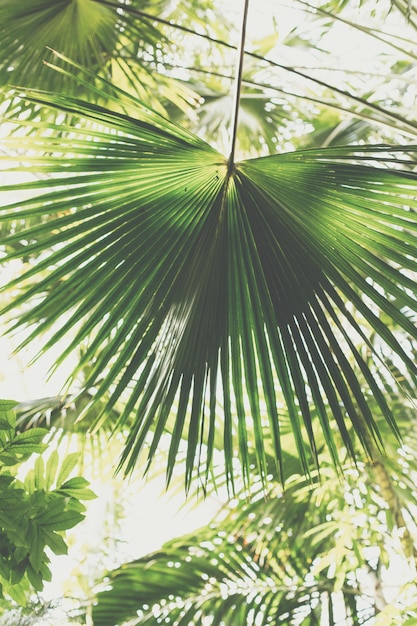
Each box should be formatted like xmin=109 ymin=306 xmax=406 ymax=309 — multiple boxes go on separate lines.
xmin=0 ymin=577 xmax=30 ymax=606
xmin=10 ymin=560 xmax=26 ymax=585
xmin=0 ymin=476 xmax=14 ymax=491
xmin=0 ymin=401 xmax=89 ymax=604
xmin=37 ymin=510 xmax=85 ymax=531
xmin=0 ymin=452 xmax=21 ymax=467
xmin=8 ymin=429 xmax=48 ymax=457
xmin=0 ymin=401 xmax=18 ymax=413
xmin=24 ymin=468 xmax=36 ymax=495
xmin=26 ymin=521 xmax=43 ymax=571
xmin=33 ymin=456 xmax=45 ymax=491
xmin=0 ymin=512 xmax=25 ymax=536
xmin=26 ymin=563 xmax=44 ymax=592
xmin=0 ymin=401 xmax=17 ymax=431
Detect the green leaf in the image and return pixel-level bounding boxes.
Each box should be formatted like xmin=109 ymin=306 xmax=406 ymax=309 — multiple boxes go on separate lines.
xmin=26 ymin=521 xmax=43 ymax=571
xmin=1 ymin=577 xmax=30 ymax=606
xmin=58 ymin=477 xmax=97 ymax=500
xmin=44 ymin=450 xmax=59 ymax=491
xmin=0 ymin=1 xmax=118 ymax=95
xmin=38 ymin=510 xmax=85 ymax=531
xmin=24 ymin=467 xmax=36 ymax=494
xmin=26 ymin=564 xmax=44 ymax=592
xmin=0 ymin=400 xmax=18 ymax=413
xmin=8 ymin=429 xmax=48 ymax=457
xmin=0 ymin=0 xmax=199 ymax=120
xmin=0 ymin=401 xmax=17 ymax=431
xmin=10 ymin=558 xmax=28 ymax=585
xmin=43 ymin=530 xmax=68 ymax=556
xmin=33 ymin=456 xmax=45 ymax=490
xmin=0 ymin=476 xmax=14 ymax=491
xmin=55 ymin=452 xmax=79 ymax=487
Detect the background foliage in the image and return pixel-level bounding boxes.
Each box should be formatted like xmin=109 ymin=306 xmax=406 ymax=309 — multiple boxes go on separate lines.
xmin=0 ymin=400 xmax=94 ymax=612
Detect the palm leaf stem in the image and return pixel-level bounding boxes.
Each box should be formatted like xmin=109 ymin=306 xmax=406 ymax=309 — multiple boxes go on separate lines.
xmin=92 ymin=2 xmax=417 ymax=138
xmin=228 ymin=0 xmax=250 ymax=170
xmin=8 ymin=73 xmax=417 ymax=143
xmin=161 ymin=62 xmax=417 ymax=140
xmin=165 ymin=61 xmax=417 ymax=86
xmin=255 ymin=58 xmax=417 ymax=137
xmin=166 ymin=67 xmax=417 ymax=143
xmin=96 ymin=0 xmax=234 ymax=48
xmin=41 ymin=44 xmax=417 ymax=168
xmin=233 ymin=80 xmax=417 ymax=140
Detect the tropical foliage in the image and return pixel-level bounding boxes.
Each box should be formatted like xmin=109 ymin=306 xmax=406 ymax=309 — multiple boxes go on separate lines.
xmin=92 ymin=396 xmax=417 ymax=625
xmin=0 ymin=400 xmax=94 ymax=609
xmin=0 ymin=0 xmax=417 ymax=623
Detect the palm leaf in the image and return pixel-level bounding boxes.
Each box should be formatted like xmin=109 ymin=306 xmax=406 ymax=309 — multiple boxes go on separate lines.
xmin=1 ymin=63 xmax=417 ymax=488
xmin=0 ymin=0 xmax=199 ymax=118
xmin=1 ymin=0 xmax=121 ymax=92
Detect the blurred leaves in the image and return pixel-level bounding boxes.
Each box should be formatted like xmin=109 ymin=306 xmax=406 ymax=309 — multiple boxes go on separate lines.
xmin=92 ymin=458 xmax=417 ymax=625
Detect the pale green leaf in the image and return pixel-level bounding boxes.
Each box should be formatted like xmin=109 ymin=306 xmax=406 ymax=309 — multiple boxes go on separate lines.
xmin=55 ymin=452 xmax=80 ymax=488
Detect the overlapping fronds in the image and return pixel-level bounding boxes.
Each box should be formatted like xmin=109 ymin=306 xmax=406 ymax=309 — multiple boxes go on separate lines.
xmin=1 ymin=66 xmax=417 ymax=489
xmin=92 ymin=442 xmax=417 ymax=626
xmin=91 ymin=533 xmax=321 ymax=626
xmin=0 ymin=0 xmax=198 ymax=114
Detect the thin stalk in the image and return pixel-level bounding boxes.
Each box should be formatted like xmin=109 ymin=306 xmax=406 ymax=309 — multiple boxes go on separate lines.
xmin=228 ymin=0 xmax=250 ymax=170
xmin=98 ymin=1 xmax=417 ymax=138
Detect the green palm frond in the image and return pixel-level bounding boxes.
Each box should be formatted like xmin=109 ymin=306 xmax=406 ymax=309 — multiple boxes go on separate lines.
xmin=0 ymin=0 xmax=199 ymax=116
xmin=1 ymin=0 xmax=121 ymax=91
xmin=92 ymin=546 xmax=321 ymax=626
xmin=1 ymin=63 xmax=417 ymax=489
xmin=91 ymin=509 xmax=328 ymax=626
xmin=92 ymin=405 xmax=417 ymax=626
xmin=92 ymin=444 xmax=417 ymax=626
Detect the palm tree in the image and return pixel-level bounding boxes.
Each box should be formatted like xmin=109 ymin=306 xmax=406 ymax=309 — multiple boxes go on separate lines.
xmin=0 ymin=0 xmax=417 ymax=620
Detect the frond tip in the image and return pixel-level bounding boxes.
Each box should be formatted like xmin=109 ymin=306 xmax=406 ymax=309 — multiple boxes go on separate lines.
xmin=1 ymin=84 xmax=417 ymax=489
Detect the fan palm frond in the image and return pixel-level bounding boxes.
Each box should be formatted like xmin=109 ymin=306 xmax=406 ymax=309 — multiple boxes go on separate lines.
xmin=1 ymin=62 xmax=417 ymax=489
xmin=0 ymin=0 xmax=200 ymax=116
xmin=1 ymin=0 xmax=121 ymax=92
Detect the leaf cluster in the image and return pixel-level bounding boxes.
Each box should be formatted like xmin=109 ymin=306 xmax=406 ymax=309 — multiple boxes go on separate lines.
xmin=0 ymin=400 xmax=95 ymax=609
